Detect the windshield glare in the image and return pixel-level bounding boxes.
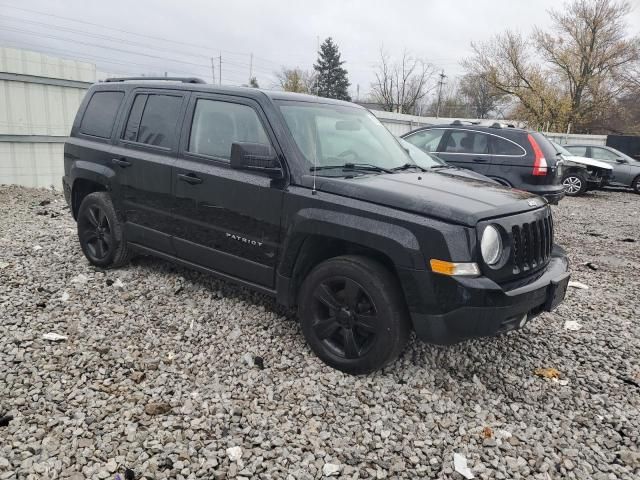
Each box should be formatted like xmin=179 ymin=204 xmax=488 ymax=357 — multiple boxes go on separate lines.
xmin=550 ymin=140 xmax=572 ymax=156
xmin=398 ymin=138 xmax=445 ymax=168
xmin=278 ymin=102 xmax=412 ymax=173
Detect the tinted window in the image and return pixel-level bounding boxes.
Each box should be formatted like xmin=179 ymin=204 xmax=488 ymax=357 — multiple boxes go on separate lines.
xmin=123 ymin=94 xmax=182 ymax=148
xmin=493 ymin=136 xmax=524 ymax=155
xmin=79 ymin=91 xmax=124 ymax=138
xmin=123 ymin=94 xmax=148 ymax=142
xmin=189 ymin=99 xmax=269 ymax=160
xmin=443 ymin=130 xmax=489 ymax=154
xmin=564 ymin=145 xmax=587 ymax=156
xmin=404 ymin=129 xmax=445 ymax=152
xmin=590 ymin=147 xmax=619 ymax=161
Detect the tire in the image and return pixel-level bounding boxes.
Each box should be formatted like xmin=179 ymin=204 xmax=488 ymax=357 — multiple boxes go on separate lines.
xmin=77 ymin=192 xmax=131 ymax=268
xmin=633 ymin=175 xmax=640 ymax=194
xmin=562 ymin=171 xmax=588 ymax=196
xmin=297 ymin=255 xmax=410 ymax=375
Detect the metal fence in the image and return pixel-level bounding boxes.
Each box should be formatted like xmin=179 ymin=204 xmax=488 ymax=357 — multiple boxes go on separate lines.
xmin=0 ymin=47 xmax=609 ymax=189
xmin=372 ymin=110 xmax=608 ymax=146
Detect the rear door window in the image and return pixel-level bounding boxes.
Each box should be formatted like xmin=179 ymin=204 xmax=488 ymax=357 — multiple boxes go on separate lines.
xmin=188 ymin=99 xmax=270 ymax=160
xmin=443 ymin=130 xmax=489 ymax=154
xmin=403 ymin=129 xmax=445 ymax=152
xmin=79 ymin=91 xmax=124 ymax=138
xmin=564 ymin=145 xmax=587 ymax=156
xmin=123 ymin=93 xmax=183 ymax=148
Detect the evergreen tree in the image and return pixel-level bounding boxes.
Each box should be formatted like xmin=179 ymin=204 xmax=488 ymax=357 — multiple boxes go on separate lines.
xmin=314 ymin=37 xmax=351 ymax=101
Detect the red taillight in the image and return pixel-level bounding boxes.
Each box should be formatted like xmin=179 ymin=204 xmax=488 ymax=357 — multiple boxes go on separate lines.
xmin=528 ymin=134 xmax=548 ymax=176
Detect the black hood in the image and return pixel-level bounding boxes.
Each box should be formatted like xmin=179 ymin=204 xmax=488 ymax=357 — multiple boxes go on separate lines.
xmin=305 ymin=169 xmax=544 ymax=227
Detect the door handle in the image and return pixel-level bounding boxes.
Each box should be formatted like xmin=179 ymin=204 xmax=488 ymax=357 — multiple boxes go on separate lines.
xmin=177 ymin=173 xmax=203 ymax=185
xmin=112 ymin=158 xmax=132 ymax=168
xmin=472 ymin=157 xmax=487 ymax=162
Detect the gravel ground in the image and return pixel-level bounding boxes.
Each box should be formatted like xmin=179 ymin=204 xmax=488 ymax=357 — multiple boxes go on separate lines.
xmin=1 ymin=185 xmax=639 ymax=480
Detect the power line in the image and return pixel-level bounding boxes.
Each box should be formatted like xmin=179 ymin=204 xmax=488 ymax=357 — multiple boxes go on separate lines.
xmin=0 ymin=26 xmax=213 ymax=69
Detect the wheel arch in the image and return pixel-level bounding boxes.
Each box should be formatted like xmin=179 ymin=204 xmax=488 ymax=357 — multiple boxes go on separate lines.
xmin=276 ymin=210 xmax=423 ymax=307
xmin=70 ymin=162 xmax=115 ymax=219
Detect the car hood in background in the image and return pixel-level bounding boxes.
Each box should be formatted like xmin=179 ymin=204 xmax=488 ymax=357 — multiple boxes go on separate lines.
xmin=562 ymin=155 xmax=613 ymax=170
xmin=306 ymin=170 xmax=545 ymax=227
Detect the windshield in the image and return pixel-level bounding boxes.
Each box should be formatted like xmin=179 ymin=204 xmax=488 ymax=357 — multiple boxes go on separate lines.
xmin=278 ymin=101 xmax=413 ymax=173
xmin=397 ymin=138 xmax=446 ymax=168
xmin=549 ymin=140 xmax=573 ymax=156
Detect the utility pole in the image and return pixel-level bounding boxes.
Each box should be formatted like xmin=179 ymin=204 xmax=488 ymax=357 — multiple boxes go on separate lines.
xmin=219 ymin=53 xmax=222 ymax=85
xmin=356 ymin=84 xmax=360 ymax=102
xmin=210 ymin=57 xmax=216 ymax=84
xmin=436 ymin=70 xmax=447 ymax=118
xmin=249 ymin=53 xmax=253 ymax=84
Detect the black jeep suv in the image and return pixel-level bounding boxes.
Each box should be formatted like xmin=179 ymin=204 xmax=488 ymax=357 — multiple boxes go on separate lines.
xmin=63 ymin=78 xmax=570 ymax=374
xmin=401 ymin=122 xmax=566 ymax=204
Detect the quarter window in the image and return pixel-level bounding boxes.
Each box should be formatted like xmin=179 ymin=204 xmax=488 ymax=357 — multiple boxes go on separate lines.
xmin=79 ymin=91 xmax=124 ymax=138
xmin=188 ymin=99 xmax=270 ymax=160
xmin=403 ymin=129 xmax=445 ymax=152
xmin=123 ymin=94 xmax=182 ymax=148
xmin=443 ymin=130 xmax=489 ymax=154
xmin=492 ymin=136 xmax=524 ymax=155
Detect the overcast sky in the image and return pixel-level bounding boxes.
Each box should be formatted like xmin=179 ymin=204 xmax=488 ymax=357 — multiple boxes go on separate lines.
xmin=1 ymin=0 xmax=638 ymax=100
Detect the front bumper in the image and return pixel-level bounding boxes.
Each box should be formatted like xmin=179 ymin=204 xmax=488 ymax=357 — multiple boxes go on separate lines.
xmin=408 ymin=245 xmax=570 ymax=344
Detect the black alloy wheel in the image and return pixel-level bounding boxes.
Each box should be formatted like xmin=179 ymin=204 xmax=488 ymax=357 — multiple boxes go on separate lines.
xmin=77 ymin=192 xmax=131 ymax=268
xmin=298 ymin=255 xmax=410 ymax=375
xmin=310 ymin=277 xmax=378 ymax=359
xmin=79 ymin=205 xmax=113 ymax=262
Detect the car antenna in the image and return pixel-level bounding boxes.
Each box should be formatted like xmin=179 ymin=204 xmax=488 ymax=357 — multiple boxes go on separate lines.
xmin=312 ymin=150 xmax=317 ymax=195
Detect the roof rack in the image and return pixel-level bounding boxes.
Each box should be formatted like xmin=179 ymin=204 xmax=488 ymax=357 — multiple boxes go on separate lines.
xmin=489 ymin=122 xmax=516 ymax=129
xmin=103 ymin=76 xmax=206 ymax=84
xmin=451 ymin=119 xmax=480 ymax=126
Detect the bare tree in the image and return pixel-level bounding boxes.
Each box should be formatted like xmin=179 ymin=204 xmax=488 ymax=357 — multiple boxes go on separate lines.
xmin=464 ymin=31 xmax=570 ymax=129
xmin=535 ymin=0 xmax=639 ymax=127
xmin=464 ymin=0 xmax=639 ymax=132
xmin=458 ymin=73 xmax=504 ymax=119
xmin=370 ymin=49 xmax=434 ymax=114
xmin=275 ymin=67 xmax=316 ymax=93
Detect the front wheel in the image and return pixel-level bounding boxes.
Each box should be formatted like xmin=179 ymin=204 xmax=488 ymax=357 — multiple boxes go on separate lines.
xmin=632 ymin=175 xmax=640 ymax=194
xmin=562 ymin=171 xmax=587 ymax=196
xmin=297 ymin=255 xmax=410 ymax=375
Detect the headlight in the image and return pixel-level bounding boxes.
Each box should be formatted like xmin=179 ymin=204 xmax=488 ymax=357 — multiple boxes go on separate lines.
xmin=481 ymin=225 xmax=502 ymax=265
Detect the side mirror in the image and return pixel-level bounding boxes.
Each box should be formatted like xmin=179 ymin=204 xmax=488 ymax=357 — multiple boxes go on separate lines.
xmin=230 ymin=142 xmax=283 ymax=178
xmin=616 ymin=158 xmax=627 ymax=164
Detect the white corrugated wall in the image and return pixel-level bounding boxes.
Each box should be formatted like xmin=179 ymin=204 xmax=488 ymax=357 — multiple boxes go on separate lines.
xmin=0 ymin=47 xmax=93 ymax=188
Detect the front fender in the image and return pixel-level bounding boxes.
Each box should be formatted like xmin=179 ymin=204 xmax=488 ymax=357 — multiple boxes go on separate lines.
xmin=279 ymin=208 xmax=424 ymax=277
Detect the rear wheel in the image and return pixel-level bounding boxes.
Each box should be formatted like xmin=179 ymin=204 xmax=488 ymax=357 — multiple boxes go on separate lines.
xmin=562 ymin=171 xmax=587 ymax=196
xmin=297 ymin=255 xmax=410 ymax=375
xmin=77 ymin=192 xmax=131 ymax=268
xmin=632 ymin=175 xmax=640 ymax=194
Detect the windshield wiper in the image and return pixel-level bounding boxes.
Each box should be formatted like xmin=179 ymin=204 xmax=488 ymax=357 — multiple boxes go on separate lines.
xmin=310 ymin=163 xmax=394 ymax=174
xmin=391 ymin=163 xmax=427 ymax=172
xmin=430 ymin=164 xmax=451 ymax=169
